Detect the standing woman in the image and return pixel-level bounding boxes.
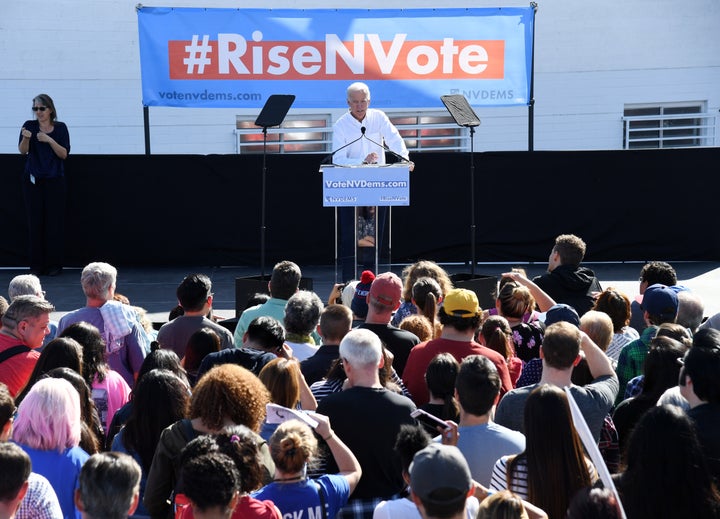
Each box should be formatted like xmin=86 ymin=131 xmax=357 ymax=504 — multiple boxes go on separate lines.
xmin=18 ymin=94 xmax=70 ymax=277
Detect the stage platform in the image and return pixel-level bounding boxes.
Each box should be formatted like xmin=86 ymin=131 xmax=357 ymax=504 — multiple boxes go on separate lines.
xmin=1 ymin=261 xmax=719 ymax=327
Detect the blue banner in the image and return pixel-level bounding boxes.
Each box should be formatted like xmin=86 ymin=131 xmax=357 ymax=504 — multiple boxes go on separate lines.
xmin=137 ymin=7 xmax=534 ymax=109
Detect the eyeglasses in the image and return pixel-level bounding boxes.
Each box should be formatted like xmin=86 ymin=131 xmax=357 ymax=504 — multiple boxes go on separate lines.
xmin=32 ymin=106 xmax=48 ymax=112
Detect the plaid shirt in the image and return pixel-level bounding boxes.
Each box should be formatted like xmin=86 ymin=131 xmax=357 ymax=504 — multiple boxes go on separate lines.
xmin=615 ymin=326 xmax=656 ymax=406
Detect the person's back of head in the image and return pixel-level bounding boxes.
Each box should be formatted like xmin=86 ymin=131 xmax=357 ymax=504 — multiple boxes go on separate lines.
xmin=0 ymin=383 xmax=15 ymax=439
xmin=438 ymin=289 xmax=482 ymax=333
xmin=176 ymin=273 xmax=212 ymax=312
xmin=13 ymin=336 xmax=84 ymax=406
xmin=412 ymin=276 xmax=442 ymax=313
xmin=476 ymin=489 xmax=530 ymax=519
xmin=269 ymin=261 xmax=301 ymax=300
xmin=519 ymin=384 xmax=590 ymax=519
xmin=0 ymin=442 xmax=31 ymax=518
xmin=189 ymin=364 xmax=270 ymax=433
xmin=183 ymin=327 xmax=221 ymax=379
xmin=641 ymin=284 xmax=679 ymax=325
xmin=59 ymin=321 xmax=108 ymax=387
xmin=350 ymin=271 xmax=374 ymax=319
xmin=318 ymin=304 xmax=353 ymax=343
xmin=676 ymin=289 xmax=705 ymax=334
xmin=122 ymin=369 xmax=190 ymax=471
xmin=579 ymin=310 xmax=613 ymax=352
xmin=80 ymin=262 xmax=117 ymax=301
xmin=245 ymin=316 xmax=285 ymax=352
xmin=136 ymin=348 xmax=187 ymax=387
xmin=399 ymin=315 xmax=434 ymax=342
xmin=680 ymin=328 xmax=720 ymax=404
xmin=367 ymin=272 xmax=403 ymax=318
xmin=639 ymin=336 xmax=687 ymax=402
xmin=339 ymin=328 xmax=383 ymax=372
xmin=410 ymin=443 xmax=473 ymax=519
xmin=655 ymin=322 xmax=693 ymax=346
xmin=566 ymin=487 xmax=622 ymax=519
xmin=553 ymin=234 xmax=586 ymax=266
xmin=13 ymin=377 xmax=82 ymax=452
xmin=8 ymin=274 xmax=43 ymax=301
xmin=539 ymin=321 xmax=580 ymax=370
xmin=0 ymin=297 xmax=7 ymax=322
xmin=247 ymin=292 xmax=270 ymax=308
xmin=400 ymin=260 xmax=454 ymax=305
xmin=639 ymin=261 xmax=678 ymax=288
xmin=284 ymin=290 xmax=323 ymax=336
xmin=497 ymin=281 xmax=535 ymax=320
xmin=394 ymin=423 xmax=432 ymax=476
xmin=179 ymin=452 xmax=240 ymax=518
xmin=424 ymin=353 xmax=459 ymax=419
xmin=268 ymin=419 xmax=317 ymax=472
xmin=479 ymin=315 xmax=514 ymax=360
xmin=258 ymin=357 xmax=301 ymax=409
xmin=75 ymin=452 xmax=141 ymax=519
xmin=592 ymin=287 xmax=632 ymax=333
xmin=620 ymin=404 xmax=720 ymax=517
xmin=455 ymin=354 xmax=500 ymax=417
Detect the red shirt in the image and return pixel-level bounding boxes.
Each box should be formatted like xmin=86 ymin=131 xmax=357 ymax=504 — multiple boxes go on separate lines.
xmin=0 ymin=333 xmax=39 ymax=397
xmin=402 ymin=337 xmax=513 ymax=406
xmin=176 ymin=494 xmax=281 ymax=519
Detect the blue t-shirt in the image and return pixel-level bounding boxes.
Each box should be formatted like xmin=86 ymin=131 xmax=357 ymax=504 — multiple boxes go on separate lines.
xmin=252 ymin=474 xmax=350 ymax=519
xmin=17 ymin=443 xmax=89 ymax=519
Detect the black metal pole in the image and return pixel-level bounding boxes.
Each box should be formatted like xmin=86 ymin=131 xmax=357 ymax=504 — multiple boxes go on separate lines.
xmin=470 ymin=126 xmax=476 ymax=277
xmin=143 ymin=106 xmax=151 ymax=156
xmin=260 ymin=128 xmax=267 ymax=280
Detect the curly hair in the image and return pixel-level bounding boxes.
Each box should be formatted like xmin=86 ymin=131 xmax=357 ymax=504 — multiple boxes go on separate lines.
xmin=189 ymin=364 xmax=270 ymax=432
xmin=400 ymin=260 xmax=453 ymax=303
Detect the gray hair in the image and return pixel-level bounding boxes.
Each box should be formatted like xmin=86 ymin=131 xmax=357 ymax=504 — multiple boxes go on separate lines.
xmin=81 ymin=262 xmax=117 ymax=300
xmin=339 ymin=328 xmax=382 ymax=368
xmin=2 ymin=295 xmax=54 ymax=329
xmin=676 ymin=290 xmax=705 ymax=334
xmin=78 ymin=452 xmax=142 ymax=519
xmin=346 ymin=82 xmax=370 ymax=101
xmin=8 ymin=275 xmax=43 ymax=301
xmin=284 ymin=290 xmax=324 ymax=335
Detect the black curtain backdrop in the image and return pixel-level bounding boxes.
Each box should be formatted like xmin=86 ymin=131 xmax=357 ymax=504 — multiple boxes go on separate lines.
xmin=1 ymin=148 xmax=717 ymax=268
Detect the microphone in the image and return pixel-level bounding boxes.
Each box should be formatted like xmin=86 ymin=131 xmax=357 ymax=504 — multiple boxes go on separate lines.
xmin=360 ymin=130 xmax=411 ymax=165
xmin=321 ymin=127 xmax=366 ymax=165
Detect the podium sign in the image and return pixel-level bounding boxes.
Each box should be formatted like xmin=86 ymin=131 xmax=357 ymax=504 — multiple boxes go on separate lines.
xmin=320 ymin=164 xmax=410 ymax=207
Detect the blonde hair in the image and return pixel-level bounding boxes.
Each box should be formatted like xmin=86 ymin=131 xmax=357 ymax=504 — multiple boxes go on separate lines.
xmin=477 ymin=490 xmax=529 ymax=519
xmin=268 ymin=419 xmax=318 ymax=474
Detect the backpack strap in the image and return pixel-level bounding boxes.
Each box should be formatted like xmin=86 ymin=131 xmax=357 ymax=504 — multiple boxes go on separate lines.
xmin=314 ymin=480 xmax=327 ymax=519
xmin=0 ymin=345 xmax=31 ymax=364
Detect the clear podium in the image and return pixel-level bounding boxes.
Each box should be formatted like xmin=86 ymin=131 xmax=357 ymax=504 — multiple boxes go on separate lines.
xmin=319 ymin=164 xmax=410 ymax=282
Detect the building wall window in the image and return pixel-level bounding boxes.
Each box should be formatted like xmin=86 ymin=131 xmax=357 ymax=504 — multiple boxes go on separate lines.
xmin=235 ymin=113 xmax=466 ymax=154
xmin=623 ymin=103 xmax=715 ymax=149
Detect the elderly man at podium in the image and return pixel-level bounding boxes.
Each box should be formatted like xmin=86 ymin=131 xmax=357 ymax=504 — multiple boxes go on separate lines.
xmin=332 ymin=82 xmax=414 ymax=282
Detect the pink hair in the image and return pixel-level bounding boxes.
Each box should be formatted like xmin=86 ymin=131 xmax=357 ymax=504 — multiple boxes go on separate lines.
xmin=13 ymin=378 xmax=82 ymax=452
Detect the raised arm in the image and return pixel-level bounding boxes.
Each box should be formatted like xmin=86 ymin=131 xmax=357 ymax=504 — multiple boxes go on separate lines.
xmin=311 ymin=413 xmax=362 ymax=493
xmin=501 ymin=271 xmax=556 ymax=312
xmin=580 ymin=331 xmax=615 ymax=379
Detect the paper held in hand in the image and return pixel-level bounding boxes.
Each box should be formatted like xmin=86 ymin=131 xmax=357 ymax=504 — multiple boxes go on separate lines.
xmin=265 ymin=403 xmax=319 ymax=429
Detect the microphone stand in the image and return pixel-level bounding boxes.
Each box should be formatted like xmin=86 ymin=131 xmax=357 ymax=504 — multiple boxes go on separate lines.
xmin=441 ymin=94 xmax=481 ymax=276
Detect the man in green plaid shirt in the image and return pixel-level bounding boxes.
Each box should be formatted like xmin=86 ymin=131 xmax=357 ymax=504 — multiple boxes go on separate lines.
xmin=615 ymin=284 xmax=678 ymax=406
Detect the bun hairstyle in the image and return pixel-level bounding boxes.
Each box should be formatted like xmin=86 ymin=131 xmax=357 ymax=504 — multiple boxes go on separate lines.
xmin=268 ymin=419 xmax=318 ymax=474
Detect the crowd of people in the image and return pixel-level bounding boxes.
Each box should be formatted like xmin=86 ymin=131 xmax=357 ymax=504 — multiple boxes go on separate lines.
xmin=1 ymin=234 xmax=720 ymax=519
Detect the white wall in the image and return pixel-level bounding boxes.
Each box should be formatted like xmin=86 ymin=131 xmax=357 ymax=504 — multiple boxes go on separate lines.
xmin=1 ymin=0 xmax=718 ymax=154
